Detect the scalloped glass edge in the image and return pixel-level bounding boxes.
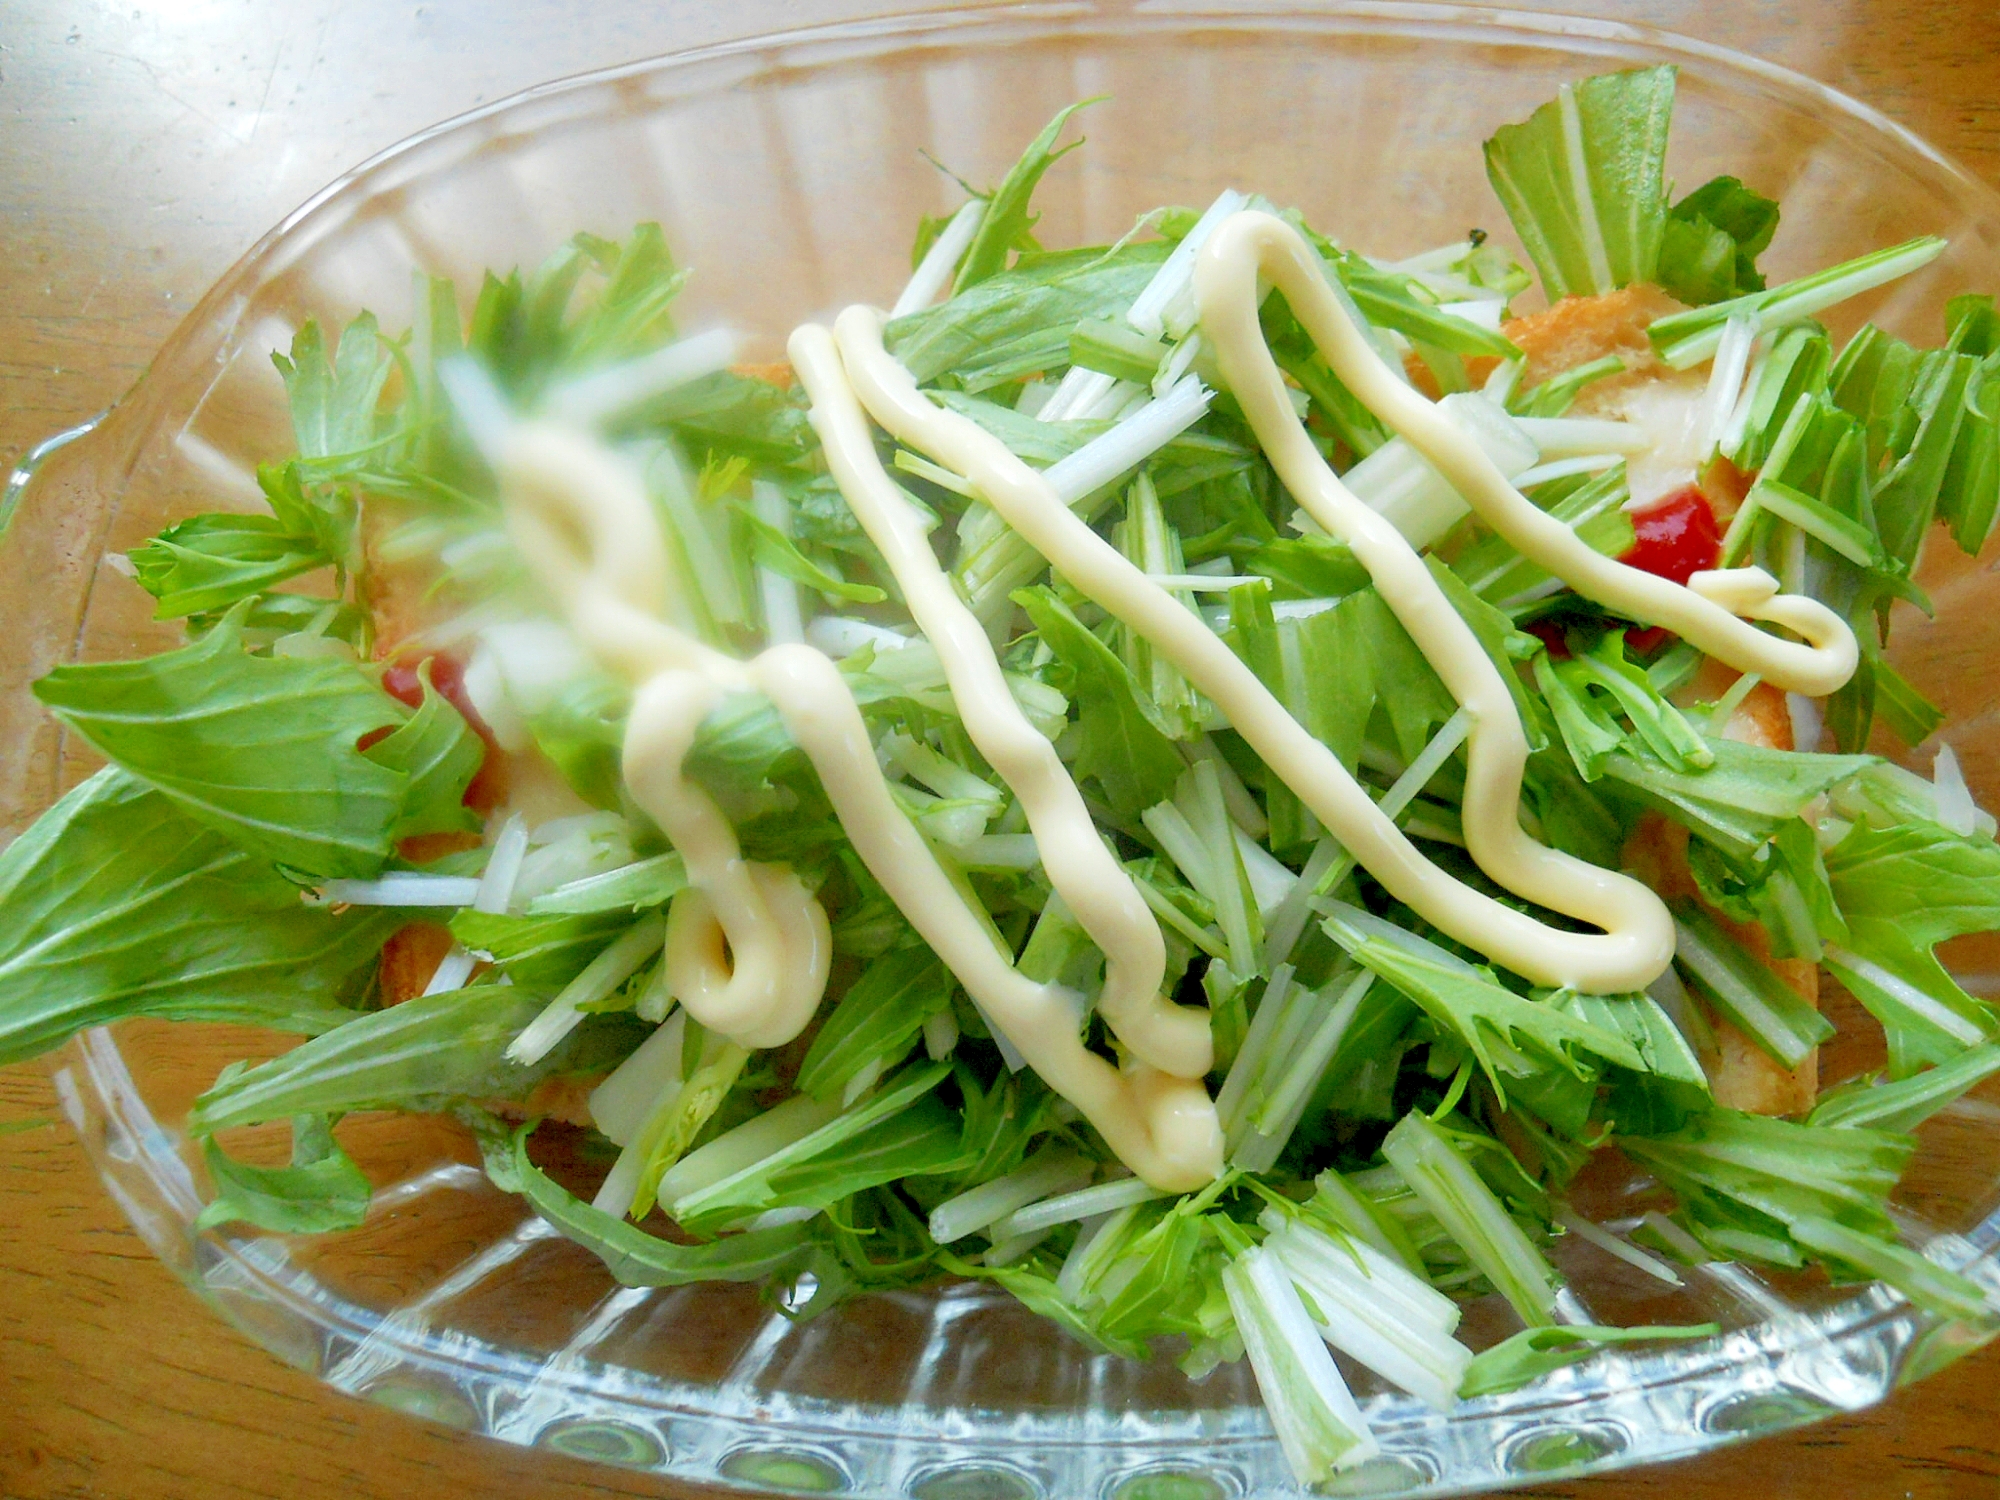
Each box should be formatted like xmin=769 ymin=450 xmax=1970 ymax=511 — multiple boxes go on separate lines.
xmin=15 ymin=3 xmax=2000 ymax=1496
xmin=53 ymin=1024 xmax=2000 ymax=1498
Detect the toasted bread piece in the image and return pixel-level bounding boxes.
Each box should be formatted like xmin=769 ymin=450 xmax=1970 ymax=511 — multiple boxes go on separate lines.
xmin=1625 ymin=668 xmax=1820 ymax=1115
xmin=1485 ymin=289 xmax=1821 ymax=1114
xmin=359 ymin=497 xmax=441 ymax=663
xmin=1698 ymin=453 xmax=1756 ymax=526
xmin=379 ymin=921 xmax=458 ymax=1005
xmin=733 ymin=360 xmax=795 ymax=388
xmin=491 ymin=1075 xmax=599 ymax=1129
xmin=1471 ymin=284 xmax=1685 ymax=391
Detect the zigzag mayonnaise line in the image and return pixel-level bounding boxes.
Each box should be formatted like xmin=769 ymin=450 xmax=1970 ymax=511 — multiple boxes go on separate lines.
xmin=500 ymin=419 xmax=1222 ymax=1188
xmin=1197 ymin=211 xmax=1859 ymax=698
xmin=750 ymin=639 xmax=1222 ymax=1192
xmin=832 ymin=302 xmax=1677 ymax=996
xmin=790 ymin=323 xmax=1212 ymax=1083
xmin=500 ymin=425 xmax=829 ymax=1052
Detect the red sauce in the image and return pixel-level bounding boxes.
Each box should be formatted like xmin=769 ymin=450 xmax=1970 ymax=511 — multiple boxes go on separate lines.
xmin=1524 ymin=619 xmax=1571 ymax=660
xmin=1622 ymin=484 xmax=1721 ymax=587
xmin=1618 ymin=484 xmax=1722 ymax=654
xmin=381 ymin=653 xmax=507 ymax=812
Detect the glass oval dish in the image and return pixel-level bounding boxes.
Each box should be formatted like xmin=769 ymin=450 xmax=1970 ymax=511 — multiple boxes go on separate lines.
xmin=10 ymin=3 xmax=2000 ymax=1496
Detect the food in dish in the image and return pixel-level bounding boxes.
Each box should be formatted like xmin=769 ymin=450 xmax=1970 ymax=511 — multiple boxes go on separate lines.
xmin=7 ymin=64 xmax=2000 ymax=1482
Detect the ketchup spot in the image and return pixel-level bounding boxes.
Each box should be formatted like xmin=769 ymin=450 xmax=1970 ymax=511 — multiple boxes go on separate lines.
xmin=383 ymin=654 xmax=460 ymax=710
xmin=1614 ymin=485 xmax=1722 ymax=656
xmin=380 ymin=652 xmax=507 ymax=812
xmin=1524 ymin=619 xmax=1571 ymax=660
xmin=1624 ymin=625 xmax=1672 ymax=656
xmin=1622 ymin=484 xmax=1721 ymax=587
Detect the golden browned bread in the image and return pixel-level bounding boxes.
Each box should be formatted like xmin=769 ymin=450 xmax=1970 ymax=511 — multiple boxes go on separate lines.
xmin=1473 ymin=283 xmax=1686 ymax=391
xmin=1624 ymin=665 xmax=1820 ymax=1116
xmin=491 ymin=1074 xmax=600 ymax=1129
xmin=377 ymin=921 xmax=458 ymax=1005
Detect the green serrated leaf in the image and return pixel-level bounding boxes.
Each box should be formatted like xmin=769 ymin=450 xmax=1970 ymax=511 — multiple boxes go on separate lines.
xmin=796 ymin=947 xmax=953 ymax=1103
xmin=189 ymin=984 xmax=647 ymax=1133
xmin=1823 ymin=820 xmax=2000 ymax=1075
xmin=196 ymin=1114 xmax=372 ymax=1235
xmin=449 ymin=908 xmax=632 ymax=991
xmin=506 ymin=1123 xmax=814 ymax=1287
xmin=360 ymin=660 xmax=482 ymax=839
xmin=0 ymin=769 xmax=393 ymax=1066
xmin=1015 ymin=585 xmax=1184 ymax=819
xmin=953 ymin=100 xmax=1099 ymax=293
xmin=127 ymin=514 xmax=330 ymax=619
xmin=34 ymin=604 xmax=411 ymax=878
xmin=1483 ymin=65 xmax=1676 ymax=300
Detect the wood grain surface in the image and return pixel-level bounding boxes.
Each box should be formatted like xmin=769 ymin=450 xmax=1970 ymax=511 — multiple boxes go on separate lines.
xmin=5 ymin=2 xmax=2000 ymax=1496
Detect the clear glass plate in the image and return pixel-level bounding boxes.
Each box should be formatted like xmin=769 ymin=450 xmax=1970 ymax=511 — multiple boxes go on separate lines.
xmin=9 ymin=5 xmax=2000 ymax=1495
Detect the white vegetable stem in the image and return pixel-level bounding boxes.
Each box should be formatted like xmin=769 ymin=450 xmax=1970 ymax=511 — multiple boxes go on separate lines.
xmin=590 ymin=1011 xmax=689 ymax=1147
xmin=1339 ymin=393 xmax=1538 ymax=550
xmin=1038 ymin=367 xmax=1126 ymax=424
xmin=319 ymin=874 xmax=481 ymax=907
xmin=752 ymin=480 xmax=806 ymax=645
xmin=655 ymin=1093 xmax=841 ymax=1213
xmin=1382 ymin=1109 xmax=1558 ymax=1327
xmin=890 ymin=198 xmax=989 ymax=319
xmin=1933 ymin=743 xmax=1978 ymax=837
xmin=1696 ymin=314 xmax=1757 ymax=456
xmin=1510 ymin=454 xmax=1623 ymax=490
xmin=986 ymin=1175 xmax=1168 ymax=1242
xmin=1825 ymin=944 xmax=1989 ymax=1045
xmin=506 ymin=913 xmax=666 ymax=1065
xmin=1263 ymin=1214 xmax=1472 ymax=1410
xmin=1223 ymin=1246 xmax=1380 ymax=1483
xmin=805 ymin=614 xmax=915 ymax=658
xmin=1514 ymin=415 xmax=1650 ymax=456
xmin=475 ymin=813 xmax=531 ymax=915
xmin=1220 ymin=966 xmax=1374 ymax=1171
xmin=922 ymin=1007 xmax=960 ymax=1060
xmin=1129 ymin=189 xmax=1250 ymax=339
xmin=1041 ymin=189 xmax=1246 ymax=423
xmin=928 ymin=1146 xmax=1095 ymax=1244
xmin=589 ymin=1011 xmax=689 ymax=1216
xmin=1657 ymin=237 xmax=1946 ymax=369
xmin=1554 ymin=1205 xmax=1683 ymax=1287
xmin=422 ymin=947 xmax=478 ymax=997
xmin=1042 ymin=376 xmax=1215 ymax=504
xmin=542 ymin=328 xmax=738 ymax=427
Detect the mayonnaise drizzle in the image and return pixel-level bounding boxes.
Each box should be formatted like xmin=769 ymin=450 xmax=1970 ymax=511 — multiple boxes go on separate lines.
xmin=834 ymin=302 xmax=1675 ymax=995
xmin=746 ymin=639 xmax=1222 ymax=1191
xmin=500 ymin=418 xmax=1222 ymax=1189
xmin=790 ymin=324 xmax=1212 ymax=1082
xmin=1197 ymin=213 xmax=1859 ymax=698
xmin=500 ymin=427 xmax=831 ymax=1051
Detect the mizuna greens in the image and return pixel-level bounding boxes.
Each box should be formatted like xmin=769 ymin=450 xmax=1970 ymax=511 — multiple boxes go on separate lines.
xmin=7 ymin=65 xmax=2000 ymax=1482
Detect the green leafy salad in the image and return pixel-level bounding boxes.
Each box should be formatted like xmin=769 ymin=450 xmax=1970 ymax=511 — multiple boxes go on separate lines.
xmin=10 ymin=64 xmax=2000 ymax=1482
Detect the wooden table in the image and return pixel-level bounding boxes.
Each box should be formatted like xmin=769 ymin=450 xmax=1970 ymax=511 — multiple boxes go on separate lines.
xmin=4 ymin=2 xmax=2000 ymax=1496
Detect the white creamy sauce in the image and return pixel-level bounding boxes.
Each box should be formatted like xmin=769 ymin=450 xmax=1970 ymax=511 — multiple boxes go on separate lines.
xmin=791 ymin=328 xmax=1213 ymax=1080
xmin=500 ymin=426 xmax=831 ymax=1052
xmin=834 ymin=296 xmax=1674 ymax=997
xmin=499 ymin=208 xmax=1860 ymax=1192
